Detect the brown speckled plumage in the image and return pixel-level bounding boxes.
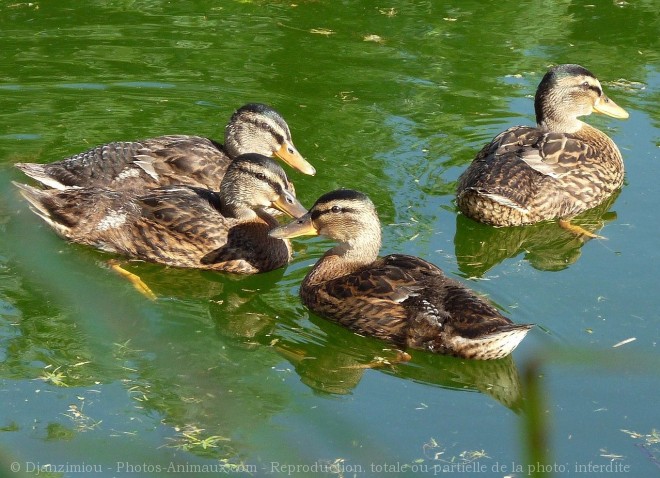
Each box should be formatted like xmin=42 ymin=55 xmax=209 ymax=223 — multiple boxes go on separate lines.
xmin=456 ymin=64 xmax=628 ymax=226
xmin=271 ymin=190 xmax=532 ymax=360
xmin=15 ymin=103 xmax=315 ymax=191
xmin=14 ymin=154 xmax=307 ymax=274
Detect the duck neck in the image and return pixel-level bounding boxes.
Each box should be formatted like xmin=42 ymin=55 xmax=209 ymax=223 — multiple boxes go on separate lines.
xmin=303 ymin=227 xmax=382 ymax=288
xmin=536 ymin=104 xmax=584 ymax=134
xmin=217 ymin=184 xmax=259 ymax=221
xmin=535 ymin=89 xmax=585 ymax=134
xmin=220 ymin=202 xmax=257 ymax=221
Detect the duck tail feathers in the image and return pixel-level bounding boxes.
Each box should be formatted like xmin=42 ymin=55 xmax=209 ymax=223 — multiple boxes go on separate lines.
xmin=15 ymin=163 xmax=67 ymax=190
xmin=450 ymin=323 xmax=533 ymax=360
xmin=12 ymin=181 xmax=71 ymax=236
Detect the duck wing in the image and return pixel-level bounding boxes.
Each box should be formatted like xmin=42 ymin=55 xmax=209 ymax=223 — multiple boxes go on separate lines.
xmin=303 ymin=254 xmax=442 ymax=345
xmin=459 ymin=126 xmax=597 ymax=211
xmin=377 ymin=255 xmax=513 ymax=336
xmin=15 ymin=135 xmax=228 ymax=190
xmin=519 ymin=131 xmax=595 ymax=178
xmin=135 ymin=187 xmax=290 ymax=273
xmin=131 ymin=136 xmax=229 ymax=189
xmin=302 ymin=252 xmax=531 ymax=359
xmin=136 ymin=186 xmax=225 ymax=235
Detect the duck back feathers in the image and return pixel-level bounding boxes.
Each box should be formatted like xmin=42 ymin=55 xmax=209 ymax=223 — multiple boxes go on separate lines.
xmin=300 ymin=253 xmax=530 ymax=360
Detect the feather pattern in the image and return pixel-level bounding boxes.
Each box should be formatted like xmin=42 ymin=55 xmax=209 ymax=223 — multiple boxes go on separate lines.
xmin=457 ymin=64 xmax=628 ymax=226
xmin=271 ymin=190 xmax=532 ymax=360
xmin=14 ymin=154 xmax=307 ymax=274
xmin=15 ymin=103 xmax=314 ymax=191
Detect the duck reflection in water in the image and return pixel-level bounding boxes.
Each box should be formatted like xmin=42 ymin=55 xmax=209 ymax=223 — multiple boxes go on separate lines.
xmin=198 ymin=270 xmax=528 ymax=411
xmin=274 ymin=330 xmax=525 ymax=412
xmin=454 ymin=191 xmax=619 ymax=278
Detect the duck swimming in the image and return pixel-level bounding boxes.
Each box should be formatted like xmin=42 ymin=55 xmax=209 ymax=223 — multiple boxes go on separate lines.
xmin=15 ymin=103 xmax=315 ymax=191
xmin=456 ymin=64 xmax=628 ymax=236
xmin=14 ymin=154 xmax=307 ymax=274
xmin=270 ymin=189 xmax=532 ymax=360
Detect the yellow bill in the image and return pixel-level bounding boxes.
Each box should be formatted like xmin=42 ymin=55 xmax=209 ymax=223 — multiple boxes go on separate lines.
xmin=593 ymin=94 xmax=629 ymax=119
xmin=271 ymin=190 xmax=308 ymax=219
xmin=269 ymin=213 xmax=317 ymax=239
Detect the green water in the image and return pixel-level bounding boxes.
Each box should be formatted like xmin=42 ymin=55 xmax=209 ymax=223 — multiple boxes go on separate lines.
xmin=0 ymin=1 xmax=658 ymax=477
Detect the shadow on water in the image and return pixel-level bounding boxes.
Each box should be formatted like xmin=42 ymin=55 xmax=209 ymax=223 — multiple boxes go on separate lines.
xmin=213 ymin=283 xmax=529 ymax=412
xmin=276 ymin=329 xmax=526 ymax=412
xmin=453 ymin=191 xmax=621 ymax=277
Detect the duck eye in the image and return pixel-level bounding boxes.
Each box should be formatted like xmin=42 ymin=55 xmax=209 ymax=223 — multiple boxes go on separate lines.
xmin=331 ymin=205 xmax=341 ymax=213
xmin=582 ymin=81 xmax=590 ymax=88
xmin=255 ymin=173 xmax=267 ymax=181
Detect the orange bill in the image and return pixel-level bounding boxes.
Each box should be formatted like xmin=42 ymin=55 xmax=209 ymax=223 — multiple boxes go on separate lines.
xmin=274 ymin=141 xmax=316 ymax=176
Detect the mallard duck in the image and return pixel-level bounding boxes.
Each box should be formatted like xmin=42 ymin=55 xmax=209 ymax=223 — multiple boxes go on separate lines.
xmin=15 ymin=103 xmax=315 ymax=191
xmin=456 ymin=64 xmax=628 ymax=235
xmin=270 ymin=189 xmax=532 ymax=360
xmin=14 ymin=154 xmax=307 ymax=274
